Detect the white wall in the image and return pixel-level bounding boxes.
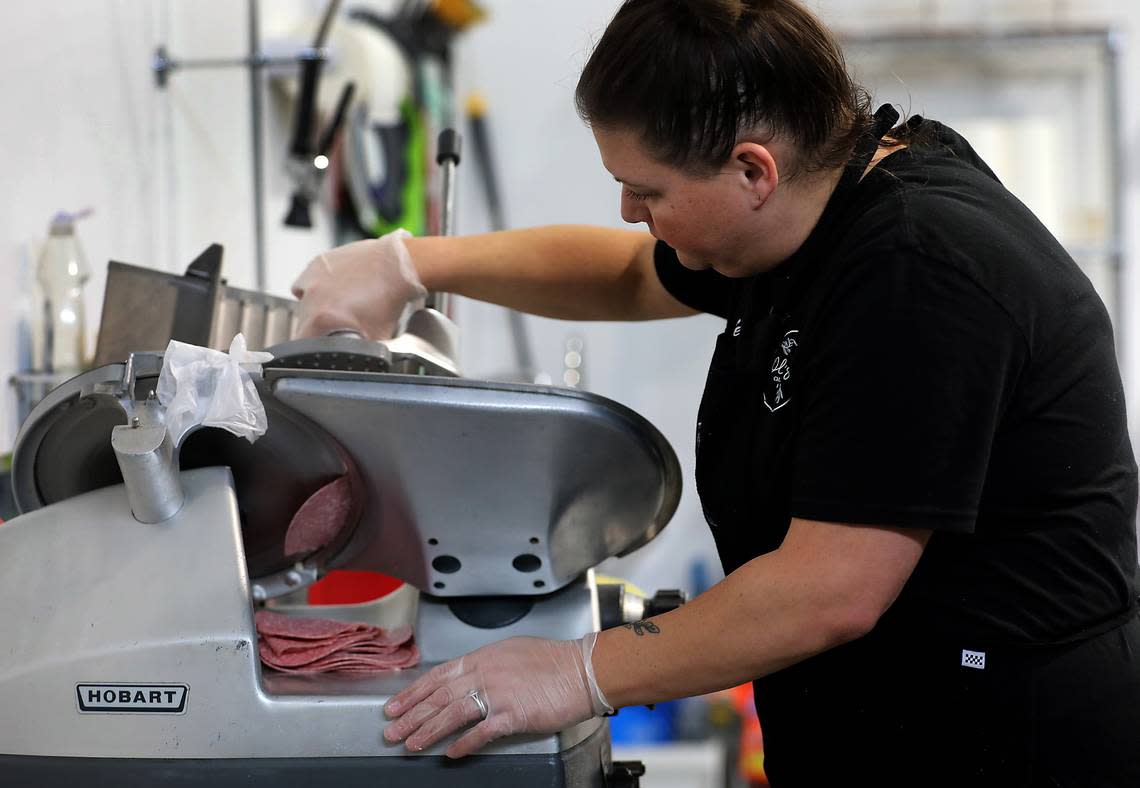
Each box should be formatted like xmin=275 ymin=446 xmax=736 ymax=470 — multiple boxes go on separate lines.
xmin=2 ymin=0 xmax=1138 ymax=594
xmin=0 ymin=2 xmax=165 ymax=441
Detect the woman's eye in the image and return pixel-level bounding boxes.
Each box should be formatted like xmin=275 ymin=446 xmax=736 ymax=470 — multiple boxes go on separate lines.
xmin=623 ymin=187 xmax=651 ymax=202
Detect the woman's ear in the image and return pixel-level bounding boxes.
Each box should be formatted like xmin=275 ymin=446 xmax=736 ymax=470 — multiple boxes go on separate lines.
xmin=731 ymin=142 xmax=779 ymax=209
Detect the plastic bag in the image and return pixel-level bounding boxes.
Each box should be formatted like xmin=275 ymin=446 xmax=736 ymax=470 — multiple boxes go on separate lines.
xmin=156 ymin=334 xmax=274 ymax=444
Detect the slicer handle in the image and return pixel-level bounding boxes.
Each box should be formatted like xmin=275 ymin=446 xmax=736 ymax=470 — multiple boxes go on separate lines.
xmin=436 ymin=128 xmax=462 ymax=166
xmin=644 ymin=588 xmax=687 ymax=617
xmin=426 ymin=129 xmax=463 ymax=315
xmin=112 ymin=422 xmax=184 ymax=524
xmin=609 ymin=761 xmax=646 ymax=787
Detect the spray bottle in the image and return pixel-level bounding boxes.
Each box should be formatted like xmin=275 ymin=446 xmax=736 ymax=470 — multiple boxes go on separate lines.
xmin=36 ymin=210 xmax=91 ymax=375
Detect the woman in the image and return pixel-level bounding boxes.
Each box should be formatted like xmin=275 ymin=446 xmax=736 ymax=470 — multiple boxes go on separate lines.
xmin=292 ymin=1 xmax=1140 ymax=784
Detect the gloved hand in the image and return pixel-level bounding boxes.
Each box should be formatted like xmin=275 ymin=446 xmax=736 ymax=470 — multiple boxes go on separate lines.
xmin=383 ymin=634 xmax=613 ymax=758
xmin=291 ymin=229 xmax=427 ymax=340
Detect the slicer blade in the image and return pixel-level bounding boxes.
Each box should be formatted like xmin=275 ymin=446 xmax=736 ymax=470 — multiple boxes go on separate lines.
xmin=10 ymin=362 xmax=366 ymax=599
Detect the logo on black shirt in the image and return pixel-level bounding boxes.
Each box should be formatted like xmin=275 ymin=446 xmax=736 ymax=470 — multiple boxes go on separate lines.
xmin=763 ymin=330 xmax=799 ymax=412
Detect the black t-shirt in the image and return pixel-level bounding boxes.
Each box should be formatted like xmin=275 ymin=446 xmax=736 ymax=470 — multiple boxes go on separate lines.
xmin=658 ymin=118 xmax=1139 ymax=647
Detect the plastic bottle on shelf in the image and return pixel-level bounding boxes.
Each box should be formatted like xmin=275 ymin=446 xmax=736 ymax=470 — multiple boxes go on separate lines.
xmin=36 ymin=211 xmax=91 ymax=375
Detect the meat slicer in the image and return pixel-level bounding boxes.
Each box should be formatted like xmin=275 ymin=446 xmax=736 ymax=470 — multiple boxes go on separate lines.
xmin=0 ymin=296 xmax=682 ymax=785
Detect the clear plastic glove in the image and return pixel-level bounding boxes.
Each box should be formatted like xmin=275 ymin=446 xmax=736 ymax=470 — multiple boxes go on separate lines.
xmin=291 ymin=229 xmax=427 ymax=340
xmin=156 ymin=333 xmax=272 ymax=444
xmin=383 ymin=634 xmax=613 ymax=758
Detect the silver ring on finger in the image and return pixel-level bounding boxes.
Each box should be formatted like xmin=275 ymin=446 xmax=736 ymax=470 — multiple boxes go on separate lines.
xmin=468 ymin=689 xmax=488 ymax=719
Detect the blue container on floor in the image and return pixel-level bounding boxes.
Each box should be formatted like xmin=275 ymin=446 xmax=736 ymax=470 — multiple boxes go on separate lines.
xmin=608 ymin=701 xmax=680 ymax=744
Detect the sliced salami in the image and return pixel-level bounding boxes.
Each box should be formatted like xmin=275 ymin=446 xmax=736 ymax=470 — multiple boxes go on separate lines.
xmin=255 ymin=610 xmax=368 ymax=639
xmin=255 ymin=610 xmax=419 ymax=674
xmin=283 ymin=476 xmax=355 ymax=556
xmin=265 ymin=644 xmax=421 ymax=674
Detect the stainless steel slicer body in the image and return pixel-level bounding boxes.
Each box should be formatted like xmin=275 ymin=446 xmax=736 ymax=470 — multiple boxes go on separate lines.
xmin=0 ymin=329 xmax=681 ymax=787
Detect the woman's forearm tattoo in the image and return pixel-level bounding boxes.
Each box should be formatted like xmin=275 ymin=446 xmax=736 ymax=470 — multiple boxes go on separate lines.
xmin=621 ymin=620 xmax=661 ymax=636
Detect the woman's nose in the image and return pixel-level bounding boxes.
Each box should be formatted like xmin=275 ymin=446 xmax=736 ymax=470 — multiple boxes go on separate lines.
xmin=620 ymin=193 xmax=649 ymax=225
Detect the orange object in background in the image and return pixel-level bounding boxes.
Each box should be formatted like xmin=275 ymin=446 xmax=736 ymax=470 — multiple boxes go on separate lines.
xmin=729 ymin=683 xmax=768 ymax=786
xmin=306 ymin=570 xmax=403 ymax=605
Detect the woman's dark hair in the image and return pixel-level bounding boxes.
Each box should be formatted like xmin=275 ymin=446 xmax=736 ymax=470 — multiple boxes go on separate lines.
xmin=575 ymin=0 xmax=875 ymax=179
